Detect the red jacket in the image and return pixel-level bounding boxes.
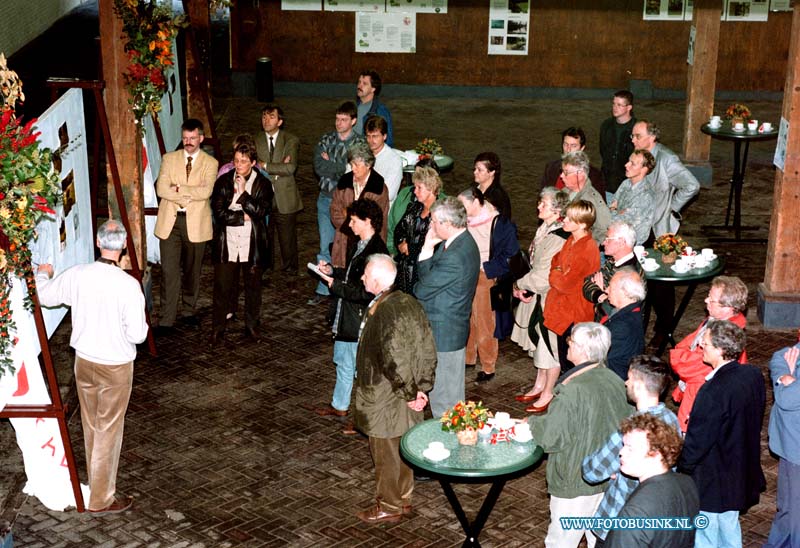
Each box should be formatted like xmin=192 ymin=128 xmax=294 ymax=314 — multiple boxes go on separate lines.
xmin=543 ymin=234 xmax=600 ymax=336
xmin=670 ymin=312 xmax=747 ymax=432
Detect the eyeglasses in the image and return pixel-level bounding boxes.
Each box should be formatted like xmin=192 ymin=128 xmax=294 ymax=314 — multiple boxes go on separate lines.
xmin=631 ymin=133 xmax=647 ymax=139
xmin=705 ymin=298 xmax=724 ymax=305
xmin=603 ymin=236 xmax=621 ymax=243
xmin=561 ymin=169 xmax=581 ymax=177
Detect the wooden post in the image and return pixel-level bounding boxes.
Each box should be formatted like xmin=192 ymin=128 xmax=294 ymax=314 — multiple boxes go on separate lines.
xmin=183 ymin=0 xmax=213 ymax=135
xmin=683 ymin=0 xmax=723 ymax=163
xmin=758 ymin=2 xmax=800 ymax=327
xmin=98 ymin=0 xmax=146 ymax=268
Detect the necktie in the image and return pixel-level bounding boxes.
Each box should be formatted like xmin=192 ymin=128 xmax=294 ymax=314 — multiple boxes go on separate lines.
xmin=186 ymin=155 xmax=193 ymax=179
xmin=268 ymin=136 xmax=275 ymax=162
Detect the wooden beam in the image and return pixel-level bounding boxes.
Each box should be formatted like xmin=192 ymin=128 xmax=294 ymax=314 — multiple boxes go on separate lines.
xmin=758 ymin=2 xmax=800 ymax=327
xmin=98 ymin=0 xmax=145 ymax=267
xmin=683 ymin=0 xmax=723 ymax=163
xmin=183 ymin=0 xmax=213 ymax=136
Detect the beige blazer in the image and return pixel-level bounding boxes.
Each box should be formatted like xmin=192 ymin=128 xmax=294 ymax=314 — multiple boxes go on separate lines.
xmin=155 ymin=149 xmax=218 ymax=242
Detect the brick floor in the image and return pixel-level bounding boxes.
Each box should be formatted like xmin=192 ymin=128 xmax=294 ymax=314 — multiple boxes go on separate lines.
xmin=1 ymin=8 xmax=797 ymax=548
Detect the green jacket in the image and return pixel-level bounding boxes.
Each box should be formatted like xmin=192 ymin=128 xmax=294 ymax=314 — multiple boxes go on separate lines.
xmin=353 ymin=291 xmax=437 ymax=438
xmin=530 ymin=364 xmax=633 ymax=498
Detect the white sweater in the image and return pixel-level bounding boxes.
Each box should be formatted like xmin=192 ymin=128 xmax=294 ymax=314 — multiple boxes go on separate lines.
xmin=37 ymin=261 xmax=148 ymax=365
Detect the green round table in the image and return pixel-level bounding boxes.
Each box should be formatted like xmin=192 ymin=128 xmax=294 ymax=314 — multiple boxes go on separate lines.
xmin=401 ymin=154 xmax=454 ymax=174
xmin=400 ymin=419 xmax=543 ymax=547
xmin=641 ymin=250 xmax=726 ymax=355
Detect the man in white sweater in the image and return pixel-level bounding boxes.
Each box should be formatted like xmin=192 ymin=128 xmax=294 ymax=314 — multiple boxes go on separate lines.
xmin=36 ymin=220 xmax=148 ymax=515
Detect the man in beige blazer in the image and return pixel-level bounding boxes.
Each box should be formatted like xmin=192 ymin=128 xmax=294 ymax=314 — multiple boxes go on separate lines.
xmin=154 ymin=119 xmax=218 ymax=334
xmin=255 ymin=104 xmax=302 ymax=275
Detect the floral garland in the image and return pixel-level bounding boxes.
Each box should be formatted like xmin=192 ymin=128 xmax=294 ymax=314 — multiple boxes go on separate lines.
xmin=0 ymin=57 xmax=61 ymax=376
xmin=112 ymin=0 xmax=186 ymax=126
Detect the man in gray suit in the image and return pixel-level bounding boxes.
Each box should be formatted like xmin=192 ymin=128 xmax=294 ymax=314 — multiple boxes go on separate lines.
xmin=632 ymin=120 xmax=700 ymax=348
xmin=256 ymin=104 xmax=303 ymax=275
xmin=414 ymin=197 xmax=480 ymax=418
xmin=631 ymin=119 xmax=699 ymax=239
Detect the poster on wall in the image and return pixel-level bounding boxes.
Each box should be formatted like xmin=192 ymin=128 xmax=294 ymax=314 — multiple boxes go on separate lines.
xmin=387 ymin=0 xmax=446 ymax=13
xmin=141 ymin=38 xmax=183 ymax=264
xmin=725 ymin=0 xmax=769 ymax=21
xmin=643 ymin=0 xmax=686 ymax=20
xmin=487 ymin=0 xmax=530 ymax=56
xmin=684 ymin=0 xmax=693 ymax=19
xmin=770 ymin=0 xmax=792 ymax=10
xmin=282 ymin=0 xmax=322 ymax=9
xmin=355 ymin=12 xmax=417 ymax=52
xmin=773 ymin=117 xmax=789 ymax=171
xmin=325 ymin=0 xmax=383 ymax=11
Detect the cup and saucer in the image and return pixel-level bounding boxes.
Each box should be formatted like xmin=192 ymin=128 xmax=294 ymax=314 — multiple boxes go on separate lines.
xmin=641 ymin=258 xmax=659 ymax=272
xmin=509 ymin=422 xmax=533 ymax=443
xmin=490 ymin=411 xmax=515 ymax=431
xmin=671 ymin=261 xmax=692 ymax=274
xmin=423 ymin=441 xmax=450 ymax=462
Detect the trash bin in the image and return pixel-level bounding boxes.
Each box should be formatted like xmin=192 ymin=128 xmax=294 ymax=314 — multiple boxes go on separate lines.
xmin=257 ymin=57 xmax=274 ymax=103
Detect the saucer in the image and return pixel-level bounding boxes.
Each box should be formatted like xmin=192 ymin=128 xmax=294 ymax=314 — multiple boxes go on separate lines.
xmin=642 ymin=263 xmax=660 ymax=272
xmin=731 ymin=126 xmax=746 ymax=133
xmin=423 ymin=448 xmax=450 ymax=462
xmin=509 ymin=432 xmax=533 ymax=443
xmin=708 ymin=124 xmax=721 ymax=130
xmin=671 ymin=265 xmax=691 ymax=273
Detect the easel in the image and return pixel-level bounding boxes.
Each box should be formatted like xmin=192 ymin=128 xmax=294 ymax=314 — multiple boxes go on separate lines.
xmin=46 ymin=78 xmax=156 ymax=357
xmin=0 ymin=290 xmax=86 ymax=513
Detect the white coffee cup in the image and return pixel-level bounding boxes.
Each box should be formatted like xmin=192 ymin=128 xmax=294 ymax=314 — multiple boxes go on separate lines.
xmin=428 ymin=441 xmax=445 ymax=453
xmin=762 ymin=122 xmax=773 ymax=132
xmin=644 ymin=258 xmax=658 ymax=269
xmin=494 ymin=411 xmax=512 ymax=428
xmin=701 ymin=248 xmax=714 ymax=259
xmin=748 ymin=120 xmax=758 ymax=131
xmin=684 ymin=246 xmax=693 ymax=256
xmin=634 ymin=245 xmax=645 ymax=262
xmin=513 ymin=423 xmax=532 ymax=441
xmin=695 ymin=256 xmax=709 ymax=268
xmin=673 ymin=262 xmax=690 ymax=273
xmin=710 ymin=115 xmax=721 ymax=124
xmin=734 ymin=122 xmax=744 ymax=131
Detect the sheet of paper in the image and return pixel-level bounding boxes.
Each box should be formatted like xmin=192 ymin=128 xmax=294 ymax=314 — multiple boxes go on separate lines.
xmin=356 ymin=12 xmax=416 ymax=53
xmin=387 ymin=0 xmax=446 ymax=13
xmin=773 ymin=117 xmax=789 ymax=171
xmin=325 ymin=0 xmax=382 ymax=12
xmin=487 ymin=0 xmax=530 ymax=56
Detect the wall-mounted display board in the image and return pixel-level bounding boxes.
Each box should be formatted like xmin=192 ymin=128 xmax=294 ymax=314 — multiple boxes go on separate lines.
xmin=325 ymin=0 xmax=382 ymax=11
xmin=646 ymin=0 xmax=784 ymax=20
xmin=282 ymin=0 xmax=322 ymax=9
xmin=356 ymin=11 xmax=417 ymax=52
xmin=488 ymin=0 xmax=530 ymax=56
xmin=387 ymin=0 xmax=446 ymax=13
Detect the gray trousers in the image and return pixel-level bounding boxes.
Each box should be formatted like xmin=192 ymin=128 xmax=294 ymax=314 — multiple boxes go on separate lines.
xmin=429 ymin=348 xmax=466 ymax=419
xmin=158 ymin=214 xmax=205 ymax=326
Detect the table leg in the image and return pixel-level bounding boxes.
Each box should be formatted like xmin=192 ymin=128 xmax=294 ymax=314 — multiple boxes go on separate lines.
xmin=439 ymin=479 xmax=507 ymax=548
xmin=657 ymin=282 xmax=698 ymax=355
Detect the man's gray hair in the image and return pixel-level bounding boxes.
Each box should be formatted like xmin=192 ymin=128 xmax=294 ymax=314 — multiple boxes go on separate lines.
xmin=706 ymin=319 xmax=746 ymax=361
xmin=608 ymin=221 xmax=637 ymax=248
xmin=348 ymin=141 xmax=376 ymax=168
xmin=561 ymin=150 xmax=590 ymax=175
xmin=97 ymin=220 xmax=127 ymax=251
xmin=570 ymin=322 xmax=611 ymax=363
xmin=366 ymin=253 xmax=397 ymax=288
xmin=431 ymin=196 xmax=467 ymax=229
xmin=613 ymin=268 xmax=647 ymax=302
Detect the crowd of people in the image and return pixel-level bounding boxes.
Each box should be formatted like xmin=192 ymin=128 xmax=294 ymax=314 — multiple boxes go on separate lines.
xmin=37 ymin=73 xmax=799 ymax=546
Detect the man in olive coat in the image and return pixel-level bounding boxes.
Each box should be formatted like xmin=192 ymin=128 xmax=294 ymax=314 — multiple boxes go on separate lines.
xmin=353 ymin=254 xmax=437 ymax=524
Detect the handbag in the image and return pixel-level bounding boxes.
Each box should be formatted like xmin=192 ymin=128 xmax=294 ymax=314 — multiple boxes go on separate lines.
xmin=508 ymin=249 xmax=531 ymax=281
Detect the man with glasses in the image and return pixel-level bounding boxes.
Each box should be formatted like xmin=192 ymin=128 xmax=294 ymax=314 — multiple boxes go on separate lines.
xmin=540 ymin=127 xmax=606 ymax=198
xmin=609 ymin=150 xmax=656 ymax=245
xmin=600 ymin=90 xmax=637 ymax=204
xmin=630 ymin=119 xmax=699 ymax=239
xmin=560 ymin=151 xmax=611 ymax=243
xmin=414 ymin=197 xmax=479 ymax=418
xmin=678 ymin=320 xmax=765 ymax=548
xmin=582 ymin=221 xmax=643 ymax=321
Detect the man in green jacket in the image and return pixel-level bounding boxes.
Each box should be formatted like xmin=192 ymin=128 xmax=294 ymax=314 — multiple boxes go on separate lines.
xmin=529 ymin=322 xmax=633 ymax=547
xmin=353 ymin=254 xmax=437 ymax=524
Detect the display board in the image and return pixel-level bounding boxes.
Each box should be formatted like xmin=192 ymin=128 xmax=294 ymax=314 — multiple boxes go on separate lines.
xmin=488 ymin=0 xmax=530 ymax=55
xmin=356 ymin=12 xmax=417 ymax=53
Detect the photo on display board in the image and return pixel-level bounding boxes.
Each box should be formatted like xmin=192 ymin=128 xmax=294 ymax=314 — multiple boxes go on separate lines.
xmin=508 ymin=0 xmax=528 ymax=13
xmin=729 ymin=2 xmax=750 ymax=16
xmin=646 ymin=0 xmax=660 ymax=15
xmin=507 ymin=19 xmax=528 ymax=34
xmin=668 ymin=0 xmax=684 ymax=15
xmin=507 ymin=36 xmax=526 ymax=51
xmin=491 ymin=36 xmax=504 ymax=45
xmin=61 ymin=171 xmax=75 ymax=218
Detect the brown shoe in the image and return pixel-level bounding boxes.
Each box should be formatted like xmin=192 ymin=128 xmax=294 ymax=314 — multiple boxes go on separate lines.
xmin=342 ymin=422 xmax=358 ymax=435
xmin=402 ymin=505 xmax=412 ymax=515
xmin=315 ymin=405 xmax=348 ymax=417
xmin=89 ymin=495 xmax=134 ymax=516
xmin=356 ymin=504 xmax=403 ymax=524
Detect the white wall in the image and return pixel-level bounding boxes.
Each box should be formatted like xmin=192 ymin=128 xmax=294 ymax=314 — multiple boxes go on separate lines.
xmin=0 ymin=0 xmax=91 ymax=57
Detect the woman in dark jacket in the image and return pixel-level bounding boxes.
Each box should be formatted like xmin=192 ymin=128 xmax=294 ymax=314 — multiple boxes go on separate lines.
xmin=210 ymin=143 xmax=273 ymax=345
xmin=314 ymin=198 xmax=389 ymax=417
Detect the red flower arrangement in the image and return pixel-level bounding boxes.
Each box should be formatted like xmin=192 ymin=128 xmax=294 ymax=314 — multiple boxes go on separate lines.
xmin=440 ymin=400 xmax=491 ymax=433
xmin=113 ymin=0 xmax=186 ymax=126
xmin=0 ymin=62 xmax=61 ymax=376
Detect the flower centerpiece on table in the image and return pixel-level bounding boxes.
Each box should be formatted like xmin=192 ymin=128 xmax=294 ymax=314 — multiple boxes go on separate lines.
xmin=653 ymin=233 xmax=688 ymax=264
xmin=415 ymin=138 xmax=443 ymax=161
xmin=112 ymin=0 xmax=186 ymax=127
xmin=725 ymin=103 xmax=751 ymax=124
xmin=0 ymin=55 xmax=61 ymax=377
xmin=440 ymin=400 xmax=491 ymax=446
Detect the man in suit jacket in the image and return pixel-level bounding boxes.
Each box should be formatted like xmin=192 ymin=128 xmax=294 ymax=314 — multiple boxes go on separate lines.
xmin=154 ymin=119 xmax=218 ymax=333
xmin=601 ymin=269 xmax=645 ymax=380
xmin=255 ymin=104 xmax=302 ymax=275
xmin=678 ymin=320 xmax=766 ymax=548
xmin=414 ymin=197 xmax=480 ymax=418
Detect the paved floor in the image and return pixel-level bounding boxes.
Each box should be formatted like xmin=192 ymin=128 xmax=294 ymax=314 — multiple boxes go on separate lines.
xmin=2 ymin=6 xmax=797 ymax=548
